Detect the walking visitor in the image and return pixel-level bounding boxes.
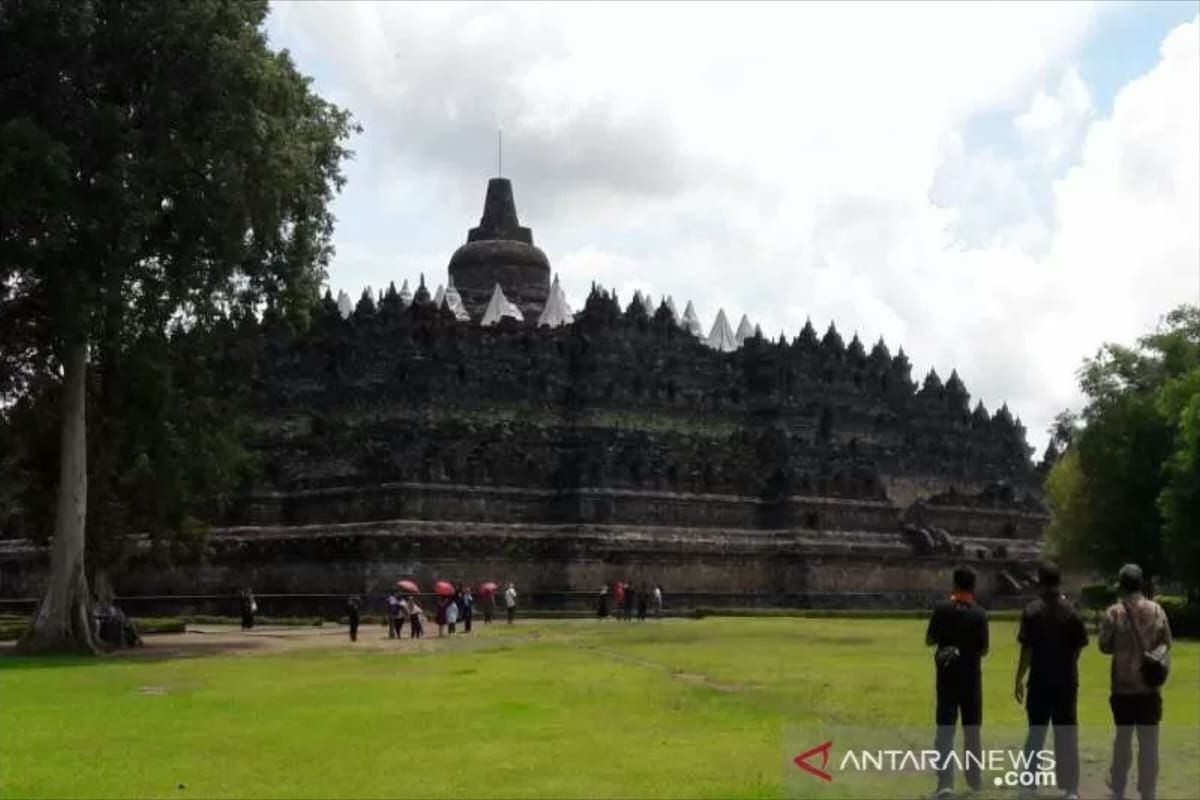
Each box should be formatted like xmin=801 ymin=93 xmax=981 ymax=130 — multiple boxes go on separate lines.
xmin=386 ymin=592 xmax=401 ymax=639
xmin=447 ymin=591 xmax=460 ymax=634
xmin=346 ymin=595 xmax=361 ymax=643
xmin=462 ymin=586 xmax=474 ymax=633
xmin=653 ymin=584 xmax=663 ymax=617
xmin=504 ymin=582 xmax=518 ymax=624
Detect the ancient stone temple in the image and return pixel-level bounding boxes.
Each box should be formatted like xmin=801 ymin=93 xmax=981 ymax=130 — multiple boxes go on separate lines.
xmin=2 ymin=177 xmax=1050 ymax=612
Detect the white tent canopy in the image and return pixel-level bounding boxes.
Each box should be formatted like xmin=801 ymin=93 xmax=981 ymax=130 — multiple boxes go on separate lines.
xmin=480 ymin=283 xmax=524 ymax=327
xmin=537 ymin=273 xmax=574 ymax=328
xmin=735 ymin=314 xmax=755 ymax=346
xmin=706 ymin=309 xmax=737 ymax=352
xmin=681 ymin=300 xmax=704 ymax=337
xmin=442 ymin=278 xmax=471 ymax=322
xmin=664 ymin=295 xmax=679 ymax=324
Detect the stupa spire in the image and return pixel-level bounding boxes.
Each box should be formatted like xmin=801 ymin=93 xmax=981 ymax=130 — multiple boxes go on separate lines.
xmin=467 ymin=178 xmax=532 ymax=244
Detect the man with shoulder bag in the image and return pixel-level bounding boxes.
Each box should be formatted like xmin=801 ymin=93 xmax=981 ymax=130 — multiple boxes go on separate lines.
xmin=926 ymin=566 xmax=990 ymax=799
xmin=1099 ymin=564 xmax=1172 ymax=800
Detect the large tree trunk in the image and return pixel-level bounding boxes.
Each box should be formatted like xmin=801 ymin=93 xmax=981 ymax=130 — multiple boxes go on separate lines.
xmin=17 ymin=340 xmax=99 ymax=654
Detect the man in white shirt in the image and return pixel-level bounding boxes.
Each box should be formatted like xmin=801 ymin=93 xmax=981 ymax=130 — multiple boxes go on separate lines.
xmin=504 ymin=583 xmax=518 ymax=625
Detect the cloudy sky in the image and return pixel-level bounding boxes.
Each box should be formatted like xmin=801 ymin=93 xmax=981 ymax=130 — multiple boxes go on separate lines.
xmin=266 ymin=1 xmax=1200 ymax=451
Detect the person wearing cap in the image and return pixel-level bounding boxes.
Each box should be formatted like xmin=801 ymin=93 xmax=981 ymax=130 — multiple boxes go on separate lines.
xmin=1099 ymin=564 xmax=1172 ymax=800
xmin=1013 ymin=561 xmax=1088 ymax=799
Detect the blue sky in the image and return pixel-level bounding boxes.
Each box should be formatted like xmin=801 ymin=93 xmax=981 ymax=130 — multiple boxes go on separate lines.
xmin=265 ymin=2 xmax=1200 ymax=450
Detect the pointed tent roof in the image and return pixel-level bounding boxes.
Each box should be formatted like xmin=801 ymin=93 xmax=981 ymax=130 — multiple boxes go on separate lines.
xmin=432 ymin=284 xmax=446 ymax=308
xmin=443 ymin=277 xmax=471 ymax=322
xmin=480 ymin=283 xmax=523 ymax=327
xmin=398 ymin=279 xmax=412 ymax=307
xmin=537 ymin=274 xmax=574 ymax=328
xmin=664 ymin=295 xmax=680 ymax=324
xmin=681 ymin=301 xmax=704 ymax=337
xmin=706 ymin=309 xmax=737 ymax=352
xmin=336 ymin=290 xmax=353 ymax=320
xmin=734 ymin=314 xmax=755 ymax=346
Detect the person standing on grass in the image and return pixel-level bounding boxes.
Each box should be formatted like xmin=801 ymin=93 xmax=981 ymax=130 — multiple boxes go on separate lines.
xmin=613 ymin=581 xmax=625 ymax=620
xmin=436 ymin=595 xmax=448 ymax=637
xmin=623 ymin=581 xmax=635 ymax=621
xmin=597 ymin=585 xmax=609 ymax=619
xmin=926 ymin=566 xmax=989 ymax=799
xmin=386 ymin=592 xmax=400 ymax=639
xmin=653 ymin=584 xmax=663 ymax=618
xmin=347 ymin=595 xmax=361 ymax=643
xmin=447 ymin=591 xmax=460 ymax=635
xmin=408 ymin=598 xmax=424 ymax=639
xmin=1014 ymin=561 xmax=1087 ymax=799
xmin=462 ymin=586 xmax=474 ymax=634
xmin=1099 ymin=564 xmax=1172 ymax=800
xmin=240 ymin=588 xmax=256 ymax=630
xmin=483 ymin=590 xmax=495 ymax=624
xmin=396 ymin=595 xmax=409 ymax=639
xmin=636 ymin=584 xmax=648 ymax=621
xmin=504 ymin=582 xmax=518 ymax=624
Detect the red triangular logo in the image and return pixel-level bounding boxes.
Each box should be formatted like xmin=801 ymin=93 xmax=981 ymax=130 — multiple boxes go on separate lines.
xmin=793 ymin=740 xmax=834 ymax=782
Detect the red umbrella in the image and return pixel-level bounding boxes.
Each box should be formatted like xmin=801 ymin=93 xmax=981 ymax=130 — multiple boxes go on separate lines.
xmin=434 ymin=580 xmax=455 ymax=597
xmin=397 ymin=579 xmax=420 ymax=594
xmin=479 ymin=581 xmax=498 ymax=595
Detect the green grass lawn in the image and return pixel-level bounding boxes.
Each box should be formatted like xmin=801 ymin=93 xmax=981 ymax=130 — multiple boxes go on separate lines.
xmin=1 ymin=618 xmax=1197 ymax=799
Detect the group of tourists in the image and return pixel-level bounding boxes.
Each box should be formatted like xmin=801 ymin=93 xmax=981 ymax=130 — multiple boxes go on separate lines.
xmin=597 ymin=581 xmax=663 ymax=621
xmin=926 ymin=561 xmax=1172 ymax=800
xmin=367 ymin=582 xmax=519 ymax=642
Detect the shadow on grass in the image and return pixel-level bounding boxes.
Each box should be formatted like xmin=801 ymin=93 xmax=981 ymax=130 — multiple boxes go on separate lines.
xmin=0 ymin=636 xmax=268 ymax=669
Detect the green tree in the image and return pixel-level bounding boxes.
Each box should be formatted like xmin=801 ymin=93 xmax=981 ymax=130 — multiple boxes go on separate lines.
xmin=1044 ymin=305 xmax=1200 ymax=591
xmin=0 ymin=0 xmax=355 ymax=652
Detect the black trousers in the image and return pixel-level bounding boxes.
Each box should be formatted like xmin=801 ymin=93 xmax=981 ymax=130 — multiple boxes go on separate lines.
xmin=507 ymin=606 xmax=515 ymax=624
xmin=934 ymin=671 xmax=982 ymax=791
xmin=1023 ymin=683 xmax=1079 ymax=793
xmin=1110 ymin=693 xmax=1162 ymax=800
xmin=349 ymin=617 xmax=359 ymax=642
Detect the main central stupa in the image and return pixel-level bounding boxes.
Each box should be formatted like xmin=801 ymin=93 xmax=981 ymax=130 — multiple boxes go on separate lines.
xmin=447 ymin=178 xmax=552 ymax=321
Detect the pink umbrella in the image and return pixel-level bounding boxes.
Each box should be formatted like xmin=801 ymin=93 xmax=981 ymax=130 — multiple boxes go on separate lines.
xmin=478 ymin=581 xmax=498 ymax=595
xmin=397 ymin=579 xmax=420 ymax=594
xmin=434 ymin=580 xmax=455 ymax=597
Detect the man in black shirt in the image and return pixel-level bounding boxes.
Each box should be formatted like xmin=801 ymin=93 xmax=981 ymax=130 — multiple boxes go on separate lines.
xmin=1014 ymin=561 xmax=1088 ymax=799
xmin=926 ymin=566 xmax=990 ymax=798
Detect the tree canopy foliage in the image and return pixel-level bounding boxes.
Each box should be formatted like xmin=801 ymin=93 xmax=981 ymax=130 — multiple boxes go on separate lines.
xmin=1044 ymin=305 xmax=1200 ymax=593
xmin=0 ymin=0 xmax=356 ymax=651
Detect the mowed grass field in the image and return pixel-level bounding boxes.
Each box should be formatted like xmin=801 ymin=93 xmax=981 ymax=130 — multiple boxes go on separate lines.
xmin=1 ymin=617 xmax=1197 ymax=799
